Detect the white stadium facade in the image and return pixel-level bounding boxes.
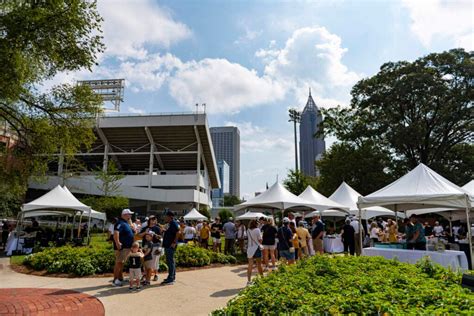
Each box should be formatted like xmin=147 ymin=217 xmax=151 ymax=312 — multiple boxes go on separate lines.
xmin=28 ymin=113 xmax=220 ymax=216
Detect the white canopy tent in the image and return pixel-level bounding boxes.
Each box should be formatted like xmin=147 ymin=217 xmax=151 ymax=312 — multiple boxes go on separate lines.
xmin=329 ymin=182 xmax=396 ymax=220
xmin=20 ymin=185 xmax=95 ymax=242
xmin=299 ymin=186 xmax=349 ymax=212
xmin=358 ymin=163 xmax=473 ymax=268
xmin=183 ymin=208 xmax=207 ymax=221
xmin=234 ymin=182 xmax=318 ymax=212
xmin=236 ymin=212 xmax=268 ymax=220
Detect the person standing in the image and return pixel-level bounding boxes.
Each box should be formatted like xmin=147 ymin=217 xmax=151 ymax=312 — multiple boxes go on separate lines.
xmin=246 ymin=220 xmax=263 ymax=286
xmin=387 ymin=219 xmax=398 ymax=243
xmin=183 ymin=222 xmax=196 ymax=243
xmin=277 ymin=217 xmax=295 ymax=264
xmin=200 ymin=221 xmax=211 ymax=249
xmin=350 ymin=217 xmax=363 ymax=255
xmin=223 ymin=218 xmax=236 ymax=255
xmin=162 ymin=210 xmax=179 ymax=285
xmin=211 ymin=217 xmax=223 ymax=252
xmin=406 ymin=215 xmax=426 ymax=250
xmin=311 ymin=215 xmax=325 ymax=255
xmin=236 ymin=220 xmax=247 ymax=254
xmin=341 ymin=219 xmax=356 ymax=255
xmin=113 ymin=209 xmax=135 ymax=287
xmin=261 ymin=218 xmax=278 ymax=270
xmin=296 ymin=221 xmax=311 ymax=258
xmin=433 ymin=221 xmax=444 ymax=237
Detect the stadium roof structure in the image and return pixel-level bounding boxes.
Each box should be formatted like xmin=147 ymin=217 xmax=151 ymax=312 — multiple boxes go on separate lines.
xmin=77 ymin=113 xmax=220 ymax=189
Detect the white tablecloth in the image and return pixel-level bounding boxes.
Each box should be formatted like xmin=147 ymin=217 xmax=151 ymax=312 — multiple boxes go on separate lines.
xmin=5 ymin=237 xmax=23 ymax=256
xmin=363 ymin=247 xmax=469 ymax=271
xmin=323 ymin=236 xmax=344 ymax=253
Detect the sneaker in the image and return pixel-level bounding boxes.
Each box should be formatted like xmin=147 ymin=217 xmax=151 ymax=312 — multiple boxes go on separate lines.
xmin=129 ymin=287 xmax=134 ymax=291
xmin=136 ymin=286 xmax=142 ymax=291
xmin=113 ymin=279 xmax=123 ymax=287
xmin=153 ymin=275 xmax=159 ymax=282
xmin=161 ymin=280 xmax=174 ymax=286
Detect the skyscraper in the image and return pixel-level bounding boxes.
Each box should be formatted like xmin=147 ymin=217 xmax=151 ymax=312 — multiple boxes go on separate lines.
xmin=210 ymin=126 xmax=240 ymax=197
xmin=299 ymin=89 xmax=325 ymax=177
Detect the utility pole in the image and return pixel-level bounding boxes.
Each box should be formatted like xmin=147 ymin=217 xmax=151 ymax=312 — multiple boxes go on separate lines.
xmin=288 ymin=108 xmax=301 ymax=172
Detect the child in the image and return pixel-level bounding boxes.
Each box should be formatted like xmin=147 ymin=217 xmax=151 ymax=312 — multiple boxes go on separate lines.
xmin=128 ymin=242 xmax=144 ymax=291
xmin=142 ymin=231 xmax=154 ymax=286
xmin=151 ymin=234 xmax=163 ymax=281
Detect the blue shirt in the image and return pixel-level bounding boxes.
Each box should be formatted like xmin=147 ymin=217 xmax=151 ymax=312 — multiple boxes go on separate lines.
xmin=277 ymin=226 xmax=293 ymax=251
xmin=114 ymin=219 xmax=134 ymax=249
xmin=163 ymin=220 xmax=179 ymax=248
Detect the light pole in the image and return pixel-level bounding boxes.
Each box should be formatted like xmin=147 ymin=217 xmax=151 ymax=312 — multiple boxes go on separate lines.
xmin=288 ymin=108 xmax=301 ymax=172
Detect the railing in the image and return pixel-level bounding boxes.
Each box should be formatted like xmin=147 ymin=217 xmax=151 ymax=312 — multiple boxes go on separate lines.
xmin=103 ymin=111 xmax=206 ymax=117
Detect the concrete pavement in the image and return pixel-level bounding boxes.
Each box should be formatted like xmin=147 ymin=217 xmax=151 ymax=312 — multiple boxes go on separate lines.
xmin=0 ymin=257 xmax=248 ymax=315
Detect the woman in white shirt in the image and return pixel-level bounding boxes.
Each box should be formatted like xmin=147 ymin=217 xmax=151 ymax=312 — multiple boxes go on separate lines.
xmin=246 ymin=219 xmax=263 ymax=286
xmin=370 ymin=222 xmax=380 ymax=247
xmin=184 ymin=223 xmax=196 ymax=243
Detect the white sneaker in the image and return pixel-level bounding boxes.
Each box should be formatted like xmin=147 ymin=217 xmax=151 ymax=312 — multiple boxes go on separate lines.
xmin=113 ymin=279 xmax=123 ymax=287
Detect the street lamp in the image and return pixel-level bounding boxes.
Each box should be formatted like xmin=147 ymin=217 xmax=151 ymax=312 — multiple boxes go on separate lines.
xmin=288 ymin=108 xmax=301 ymax=172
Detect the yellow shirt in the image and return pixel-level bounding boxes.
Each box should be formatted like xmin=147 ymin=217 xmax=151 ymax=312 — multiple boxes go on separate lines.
xmin=200 ymin=226 xmax=210 ymax=239
xmin=296 ymin=227 xmax=311 ymax=248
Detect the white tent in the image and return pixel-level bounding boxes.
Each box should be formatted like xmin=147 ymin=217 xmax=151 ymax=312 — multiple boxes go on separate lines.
xmin=463 ymin=180 xmax=474 ymax=195
xmin=299 ymin=186 xmax=349 ymax=212
xmin=22 ymin=185 xmax=90 ymax=213
xmin=329 ymin=182 xmax=396 ymax=219
xmin=234 ymin=182 xmax=317 ymax=212
xmin=236 ymin=212 xmax=267 ymax=220
xmin=183 ymin=208 xmax=207 ymax=221
xmin=358 ymin=163 xmax=473 ymax=267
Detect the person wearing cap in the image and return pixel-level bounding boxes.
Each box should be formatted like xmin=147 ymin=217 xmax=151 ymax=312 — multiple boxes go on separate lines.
xmin=162 ymin=210 xmax=179 ymax=285
xmin=311 ymin=215 xmax=325 ymax=255
xmin=113 ymin=209 xmax=135 ymax=286
xmin=296 ymin=221 xmax=311 ymax=258
xmin=223 ymin=217 xmax=236 ymax=256
xmin=139 ymin=215 xmax=161 ymax=239
xmin=277 ymin=217 xmax=295 ymax=264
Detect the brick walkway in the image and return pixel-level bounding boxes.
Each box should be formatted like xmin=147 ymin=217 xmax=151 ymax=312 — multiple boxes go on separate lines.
xmin=0 ymin=288 xmax=104 ymax=316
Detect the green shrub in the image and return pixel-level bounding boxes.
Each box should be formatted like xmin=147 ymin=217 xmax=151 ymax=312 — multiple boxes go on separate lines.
xmin=209 ymin=251 xmax=237 ymax=264
xmin=176 ymin=245 xmax=211 ymax=267
xmin=214 ymin=255 xmax=474 ymax=315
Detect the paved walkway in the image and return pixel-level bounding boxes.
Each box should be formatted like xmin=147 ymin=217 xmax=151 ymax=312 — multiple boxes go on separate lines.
xmin=0 ymin=257 xmax=248 ymax=315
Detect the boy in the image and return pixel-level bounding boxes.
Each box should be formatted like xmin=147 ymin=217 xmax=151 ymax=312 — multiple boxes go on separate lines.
xmin=142 ymin=231 xmax=154 ymax=286
xmin=128 ymin=242 xmax=143 ymax=291
xmin=151 ymin=234 xmax=163 ymax=281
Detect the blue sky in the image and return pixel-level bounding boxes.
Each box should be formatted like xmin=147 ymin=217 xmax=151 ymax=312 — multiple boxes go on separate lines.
xmin=54 ymin=0 xmax=473 ymax=199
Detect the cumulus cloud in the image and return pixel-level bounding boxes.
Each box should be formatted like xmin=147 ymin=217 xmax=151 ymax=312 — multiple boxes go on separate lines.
xmin=98 ymin=0 xmax=191 ymax=59
xmin=168 ymin=59 xmax=286 ymax=113
xmin=402 ymin=0 xmax=473 ymax=50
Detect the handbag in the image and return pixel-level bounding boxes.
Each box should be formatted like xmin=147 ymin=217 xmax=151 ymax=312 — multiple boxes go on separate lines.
xmin=248 ymin=229 xmax=263 ymax=251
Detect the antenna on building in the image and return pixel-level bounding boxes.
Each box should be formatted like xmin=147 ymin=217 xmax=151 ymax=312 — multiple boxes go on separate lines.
xmin=202 ymin=103 xmax=206 ymax=113
xmin=309 ymin=87 xmax=311 ymax=97
xmin=195 ymin=103 xmax=199 ymax=113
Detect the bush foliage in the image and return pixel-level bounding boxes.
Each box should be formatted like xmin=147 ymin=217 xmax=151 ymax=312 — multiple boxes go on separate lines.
xmin=22 ymin=241 xmax=236 ymax=276
xmin=214 ymin=255 xmax=474 ymax=315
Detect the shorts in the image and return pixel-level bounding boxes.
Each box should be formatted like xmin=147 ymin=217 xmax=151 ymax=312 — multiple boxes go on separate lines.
xmin=144 ymin=259 xmax=154 ymax=269
xmin=129 ymin=268 xmax=141 ymax=281
xmin=213 ymin=237 xmax=221 ymax=244
xmin=313 ymin=238 xmax=323 ymax=253
xmin=279 ymin=250 xmax=295 ymax=260
xmin=252 ymin=247 xmax=262 ymax=259
xmin=116 ymin=248 xmax=131 ymax=263
xmin=262 ymin=244 xmax=276 ymax=250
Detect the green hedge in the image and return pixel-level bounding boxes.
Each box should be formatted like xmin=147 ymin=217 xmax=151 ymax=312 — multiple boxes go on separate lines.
xmin=22 ymin=244 xmax=236 ymax=276
xmin=214 ymin=256 xmax=474 ymax=315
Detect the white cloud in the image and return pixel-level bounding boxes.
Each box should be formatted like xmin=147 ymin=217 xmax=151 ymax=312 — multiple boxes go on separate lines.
xmin=234 ymin=28 xmax=263 ymax=44
xmin=98 ymin=0 xmax=191 ymax=59
xmin=224 ymin=121 xmax=264 ymax=137
xmin=402 ymin=0 xmax=473 ymax=50
xmin=127 ymin=106 xmax=145 ymax=114
xmin=168 ymin=58 xmax=286 ymax=113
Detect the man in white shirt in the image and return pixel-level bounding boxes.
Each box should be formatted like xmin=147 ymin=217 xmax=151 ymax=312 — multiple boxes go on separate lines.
xmin=183 ymin=223 xmax=196 ymax=243
xmin=350 ymin=217 xmax=364 ymax=255
xmin=433 ymin=221 xmax=444 ymax=237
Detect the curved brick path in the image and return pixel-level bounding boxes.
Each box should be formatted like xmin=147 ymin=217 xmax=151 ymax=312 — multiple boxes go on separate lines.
xmin=0 ymin=288 xmax=104 ymax=316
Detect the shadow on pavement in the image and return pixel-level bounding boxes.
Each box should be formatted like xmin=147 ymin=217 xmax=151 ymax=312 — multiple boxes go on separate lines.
xmin=58 ymin=282 xmax=166 ymax=298
xmin=210 ymin=288 xmax=243 ymax=298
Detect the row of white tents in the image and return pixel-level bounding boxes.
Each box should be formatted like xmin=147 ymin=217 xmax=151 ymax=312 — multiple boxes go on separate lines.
xmin=234 ymin=164 xmax=473 ymax=264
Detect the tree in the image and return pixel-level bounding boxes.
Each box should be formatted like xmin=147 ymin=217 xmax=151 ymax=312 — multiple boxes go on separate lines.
xmin=199 ymin=206 xmax=211 ymax=220
xmin=321 ymin=49 xmax=473 ymax=185
xmin=315 ymin=142 xmax=395 ymax=196
xmin=218 ymin=209 xmax=234 ymax=223
xmin=283 ymin=169 xmax=319 ymax=195
xmin=95 ymin=161 xmax=124 ymax=196
xmin=0 ymin=1 xmax=104 ymax=211
xmin=224 ymin=195 xmax=242 ymax=207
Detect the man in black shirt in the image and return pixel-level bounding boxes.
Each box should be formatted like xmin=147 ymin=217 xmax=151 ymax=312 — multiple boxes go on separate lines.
xmin=211 ymin=217 xmax=223 ymax=253
xmin=162 ymin=210 xmax=179 ymax=285
xmin=311 ymin=215 xmax=325 ymax=254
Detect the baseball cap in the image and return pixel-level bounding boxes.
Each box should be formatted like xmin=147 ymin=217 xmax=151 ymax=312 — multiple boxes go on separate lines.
xmin=122 ymin=209 xmax=134 ymax=215
xmin=282 ymin=217 xmax=290 ymax=224
xmin=165 ymin=210 xmax=175 ymax=217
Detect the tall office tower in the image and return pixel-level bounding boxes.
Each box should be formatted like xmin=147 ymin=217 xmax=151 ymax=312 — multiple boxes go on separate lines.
xmin=299 ymin=89 xmax=326 ymax=177
xmin=210 ymin=126 xmax=240 ymax=197
xmin=211 ymin=160 xmax=230 ymax=207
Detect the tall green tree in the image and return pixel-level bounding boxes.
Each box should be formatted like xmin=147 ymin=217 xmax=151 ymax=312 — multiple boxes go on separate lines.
xmin=283 ymin=169 xmax=319 ymax=195
xmin=321 ymin=48 xmax=473 ymax=186
xmin=95 ymin=161 xmax=124 ymax=196
xmin=224 ymin=195 xmax=242 ymax=207
xmin=0 ymin=1 xmax=105 ymax=214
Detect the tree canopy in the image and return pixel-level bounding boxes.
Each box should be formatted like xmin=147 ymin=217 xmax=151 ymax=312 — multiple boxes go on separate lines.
xmin=0 ymin=1 xmax=105 ymax=216
xmin=320 ymin=48 xmax=473 ymax=191
xmin=283 ymin=169 xmax=319 ymax=196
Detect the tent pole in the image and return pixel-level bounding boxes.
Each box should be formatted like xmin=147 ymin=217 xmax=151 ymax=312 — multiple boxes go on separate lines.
xmin=71 ymin=214 xmax=76 ymax=240
xmin=77 ymin=213 xmax=83 ymax=238
xmin=449 ymin=215 xmax=452 ymax=237
xmin=87 ymin=209 xmax=92 ymax=245
xmin=465 ymin=194 xmax=473 ymax=269
xmin=358 ymin=206 xmax=363 ymax=254
xmin=63 ymin=216 xmax=68 ymax=239
xmin=395 ymin=204 xmax=398 ymax=229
